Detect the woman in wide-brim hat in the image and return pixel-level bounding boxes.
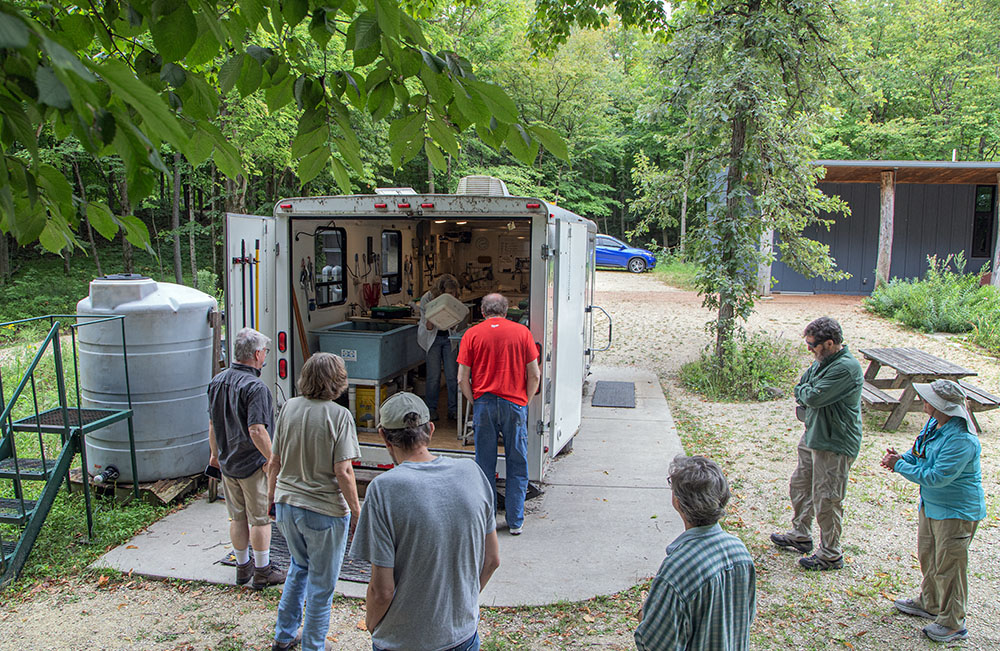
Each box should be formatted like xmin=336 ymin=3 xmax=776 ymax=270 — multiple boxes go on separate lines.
xmin=880 ymin=379 xmax=986 ymax=644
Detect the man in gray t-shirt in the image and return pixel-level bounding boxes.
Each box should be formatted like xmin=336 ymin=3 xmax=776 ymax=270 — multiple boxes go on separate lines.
xmin=350 ymin=392 xmax=500 ymax=651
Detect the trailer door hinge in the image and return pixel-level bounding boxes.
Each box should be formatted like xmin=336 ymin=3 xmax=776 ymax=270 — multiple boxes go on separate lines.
xmin=541 ymin=244 xmax=554 ymax=259
xmin=536 ymin=419 xmax=545 ymax=436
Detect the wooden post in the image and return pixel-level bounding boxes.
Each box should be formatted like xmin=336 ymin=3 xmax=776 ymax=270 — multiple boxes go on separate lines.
xmin=992 ymin=172 xmax=1000 ymax=288
xmin=757 ymin=227 xmax=773 ymax=296
xmin=876 ymin=170 xmax=896 ymax=287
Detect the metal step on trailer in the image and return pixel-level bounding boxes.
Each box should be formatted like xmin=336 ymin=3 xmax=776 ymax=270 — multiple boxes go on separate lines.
xmin=0 ymin=498 xmax=38 ymax=525
xmin=0 ymin=458 xmax=59 ymax=481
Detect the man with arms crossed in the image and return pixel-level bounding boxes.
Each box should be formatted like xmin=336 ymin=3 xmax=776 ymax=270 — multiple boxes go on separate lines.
xmin=635 ymin=455 xmax=756 ymax=650
xmin=457 ymin=293 xmax=540 ymax=535
xmin=207 ymin=327 xmax=285 ymax=589
xmin=771 ymin=316 xmax=863 ymax=571
xmin=350 ymin=392 xmax=500 ymax=651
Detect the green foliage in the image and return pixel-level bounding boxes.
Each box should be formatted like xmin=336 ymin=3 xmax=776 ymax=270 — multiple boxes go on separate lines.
xmin=651 ymin=249 xmax=700 ymax=291
xmin=0 ymin=0 xmax=567 ymax=254
xmin=679 ymin=331 xmax=799 ymax=402
xmin=863 ymin=253 xmax=1000 ymax=336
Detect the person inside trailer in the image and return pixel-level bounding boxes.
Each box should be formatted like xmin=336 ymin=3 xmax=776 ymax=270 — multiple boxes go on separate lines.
xmin=417 ymin=273 xmax=465 ymax=421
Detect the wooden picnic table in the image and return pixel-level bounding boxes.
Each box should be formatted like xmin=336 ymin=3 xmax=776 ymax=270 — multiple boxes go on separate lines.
xmin=858 ymin=347 xmax=977 ymax=431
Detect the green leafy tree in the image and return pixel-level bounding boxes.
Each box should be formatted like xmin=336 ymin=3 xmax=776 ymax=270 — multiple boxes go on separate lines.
xmin=0 ymin=0 xmax=565 ymax=255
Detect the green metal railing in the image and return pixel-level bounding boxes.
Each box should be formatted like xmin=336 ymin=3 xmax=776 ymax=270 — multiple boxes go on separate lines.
xmin=0 ymin=314 xmax=138 ymax=587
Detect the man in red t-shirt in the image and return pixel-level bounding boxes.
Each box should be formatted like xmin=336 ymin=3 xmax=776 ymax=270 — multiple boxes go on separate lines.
xmin=457 ymin=293 xmax=540 ymax=535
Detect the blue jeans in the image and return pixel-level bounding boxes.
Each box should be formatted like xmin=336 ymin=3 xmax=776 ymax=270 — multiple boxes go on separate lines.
xmin=274 ymin=503 xmax=350 ymax=651
xmin=425 ymin=335 xmax=458 ymax=418
xmin=473 ymin=393 xmax=528 ymax=529
xmin=374 ymin=631 xmax=480 ymax=651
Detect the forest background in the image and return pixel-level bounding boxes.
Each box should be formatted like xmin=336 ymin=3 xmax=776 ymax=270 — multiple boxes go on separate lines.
xmin=1 ymin=0 xmax=1000 ymax=315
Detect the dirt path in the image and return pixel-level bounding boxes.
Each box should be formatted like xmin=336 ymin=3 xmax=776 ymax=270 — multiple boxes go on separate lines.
xmin=2 ymin=270 xmax=997 ymax=650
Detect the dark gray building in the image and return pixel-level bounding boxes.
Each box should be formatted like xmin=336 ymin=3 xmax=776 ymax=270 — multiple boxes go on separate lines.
xmin=769 ymin=161 xmax=1000 ymax=295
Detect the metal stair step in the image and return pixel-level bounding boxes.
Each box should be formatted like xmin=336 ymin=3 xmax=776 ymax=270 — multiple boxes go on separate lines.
xmin=0 ymin=498 xmax=38 ymax=525
xmin=0 ymin=458 xmax=59 ymax=480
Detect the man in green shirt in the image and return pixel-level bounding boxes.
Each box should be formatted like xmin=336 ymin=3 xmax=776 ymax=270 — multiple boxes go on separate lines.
xmin=771 ymin=316 xmax=863 ymax=571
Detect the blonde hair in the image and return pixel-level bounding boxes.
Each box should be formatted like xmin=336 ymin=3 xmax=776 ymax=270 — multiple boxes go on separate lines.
xmin=297 ymin=352 xmax=349 ymax=400
xmin=431 ymin=274 xmax=460 ymax=298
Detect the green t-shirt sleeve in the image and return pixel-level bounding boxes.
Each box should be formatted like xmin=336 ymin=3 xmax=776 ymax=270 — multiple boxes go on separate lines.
xmin=332 ymin=408 xmax=361 ymax=463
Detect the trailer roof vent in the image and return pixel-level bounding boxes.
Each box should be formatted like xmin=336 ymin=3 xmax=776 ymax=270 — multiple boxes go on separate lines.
xmin=455 ymin=175 xmax=510 ymax=196
xmin=374 ymin=187 xmax=417 ymax=195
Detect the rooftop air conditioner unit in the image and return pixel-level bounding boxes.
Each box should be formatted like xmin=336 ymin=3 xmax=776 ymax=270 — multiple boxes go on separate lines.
xmin=454 ymin=175 xmax=510 ymax=196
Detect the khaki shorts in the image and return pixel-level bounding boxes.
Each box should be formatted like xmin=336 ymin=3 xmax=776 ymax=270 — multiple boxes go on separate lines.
xmin=221 ymin=467 xmax=270 ymax=526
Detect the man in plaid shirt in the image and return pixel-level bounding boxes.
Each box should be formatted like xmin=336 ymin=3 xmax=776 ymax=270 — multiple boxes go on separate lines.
xmin=635 ymin=456 xmax=756 ymax=650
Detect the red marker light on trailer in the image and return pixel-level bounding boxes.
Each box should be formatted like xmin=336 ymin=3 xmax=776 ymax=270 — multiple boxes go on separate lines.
xmin=420 ymin=203 xmax=434 ymax=209
xmin=397 ymin=203 xmax=411 ymax=209
xmin=280 ymin=203 xmax=293 ymax=210
xmin=278 ymin=358 xmax=287 ymax=379
xmin=277 ymin=331 xmax=287 ymax=353
xmin=526 ymin=203 xmax=541 ymax=209
xmin=374 ymin=203 xmax=388 ymax=209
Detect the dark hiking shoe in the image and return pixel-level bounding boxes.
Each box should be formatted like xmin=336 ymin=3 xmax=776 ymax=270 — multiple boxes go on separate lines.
xmin=798 ymin=554 xmax=844 ymax=571
xmin=271 ymin=630 xmax=302 ymax=651
xmin=923 ymin=623 xmax=969 ymax=643
xmin=895 ymin=597 xmax=935 ymax=619
xmin=770 ymin=533 xmax=813 ymax=554
xmin=252 ymin=563 xmax=286 ymax=589
xmin=235 ymin=559 xmax=254 ymax=586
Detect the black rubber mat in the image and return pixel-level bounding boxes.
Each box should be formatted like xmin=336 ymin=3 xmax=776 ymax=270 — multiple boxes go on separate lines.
xmin=591 ymin=381 xmax=636 ymax=408
xmin=217 ymin=524 xmax=371 ymax=584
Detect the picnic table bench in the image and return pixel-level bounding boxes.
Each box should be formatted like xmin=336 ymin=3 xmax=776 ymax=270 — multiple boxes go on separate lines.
xmin=858 ymin=347 xmax=998 ymax=433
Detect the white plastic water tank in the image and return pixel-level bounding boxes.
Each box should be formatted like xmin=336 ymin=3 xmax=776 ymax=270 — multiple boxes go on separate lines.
xmin=76 ymin=275 xmax=217 ymax=482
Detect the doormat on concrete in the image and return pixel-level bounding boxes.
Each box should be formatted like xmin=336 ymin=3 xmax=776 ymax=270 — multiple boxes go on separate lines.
xmin=591 ymin=381 xmax=636 ymax=408
xmin=217 ymin=526 xmax=372 ymax=584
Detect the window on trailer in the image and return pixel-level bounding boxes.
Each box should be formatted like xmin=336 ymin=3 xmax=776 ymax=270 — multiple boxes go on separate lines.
xmin=316 ymin=227 xmax=347 ymax=307
xmin=382 ymin=229 xmax=402 ymax=294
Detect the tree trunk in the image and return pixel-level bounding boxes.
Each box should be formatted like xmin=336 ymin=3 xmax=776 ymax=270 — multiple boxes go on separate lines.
xmin=716 ymin=114 xmax=748 ymax=361
xmin=211 ymin=165 xmax=220 ymax=285
xmin=73 ymin=158 xmax=103 ymax=277
xmin=0 ymin=231 xmax=9 ymax=285
xmin=62 ymin=250 xmax=71 ymax=274
xmin=757 ymin=228 xmax=773 ymax=296
xmin=992 ymin=172 xmax=1000 ymax=288
xmin=876 ymin=170 xmax=896 ymax=287
xmin=118 ymin=175 xmax=133 ymax=274
xmin=187 ymin=180 xmax=198 ymax=288
xmin=427 ymin=146 xmax=435 ymax=194
xmin=680 ymin=148 xmax=693 ymax=258
xmin=172 ymin=152 xmax=183 ymax=283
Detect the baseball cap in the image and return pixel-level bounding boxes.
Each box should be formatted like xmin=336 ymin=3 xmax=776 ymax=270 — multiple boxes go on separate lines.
xmin=379 ymin=392 xmax=430 ymax=430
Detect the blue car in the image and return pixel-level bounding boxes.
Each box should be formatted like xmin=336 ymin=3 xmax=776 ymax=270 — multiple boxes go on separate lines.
xmin=595 ymin=235 xmax=657 ymax=273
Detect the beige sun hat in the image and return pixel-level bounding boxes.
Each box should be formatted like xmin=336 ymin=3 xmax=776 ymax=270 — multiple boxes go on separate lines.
xmin=913 ymin=379 xmax=972 ymax=424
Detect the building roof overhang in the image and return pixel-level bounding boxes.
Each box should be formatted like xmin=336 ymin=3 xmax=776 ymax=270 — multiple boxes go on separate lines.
xmin=815 ymin=160 xmax=1000 ymax=184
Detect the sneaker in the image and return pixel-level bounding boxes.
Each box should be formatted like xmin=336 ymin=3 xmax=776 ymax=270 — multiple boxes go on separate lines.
xmin=770 ymin=533 xmax=813 ymax=554
xmin=271 ymin=630 xmax=302 ymax=651
xmin=235 ymin=559 xmax=254 ymax=586
xmin=895 ymin=597 xmax=935 ymax=620
xmin=922 ymin=623 xmax=969 ymax=643
xmin=798 ymin=554 xmax=844 ymax=571
xmin=509 ymin=526 xmax=523 ymax=536
xmin=252 ymin=563 xmax=287 ymax=590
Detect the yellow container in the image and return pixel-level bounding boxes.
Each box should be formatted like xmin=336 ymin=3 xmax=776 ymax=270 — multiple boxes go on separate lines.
xmin=356 ymin=384 xmax=391 ymax=428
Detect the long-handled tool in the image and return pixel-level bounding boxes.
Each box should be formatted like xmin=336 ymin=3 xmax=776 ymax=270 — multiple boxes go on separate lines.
xmin=290 ymin=284 xmax=311 ymax=363
xmin=239 ymin=239 xmax=247 ymax=328
xmin=254 ymin=239 xmax=261 ymax=330
xmin=248 ymin=241 xmax=256 ymax=330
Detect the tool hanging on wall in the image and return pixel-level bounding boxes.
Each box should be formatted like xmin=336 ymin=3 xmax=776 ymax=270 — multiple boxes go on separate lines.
xmin=254 ymin=239 xmax=260 ymax=330
xmin=306 ymin=256 xmax=315 ymax=314
xmin=299 ymin=259 xmax=311 ymax=322
xmin=404 ymin=256 xmax=414 ymax=297
xmin=235 ymin=239 xmax=248 ymax=328
xmin=248 ymin=240 xmax=256 ymax=330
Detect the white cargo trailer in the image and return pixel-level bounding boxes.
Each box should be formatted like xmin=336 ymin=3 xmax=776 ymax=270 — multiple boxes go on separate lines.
xmin=225 ymin=177 xmax=605 ymax=482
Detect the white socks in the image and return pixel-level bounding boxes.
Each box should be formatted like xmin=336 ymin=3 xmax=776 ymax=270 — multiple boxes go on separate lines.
xmin=253 ymin=549 xmax=270 ymax=568
xmin=234 ymin=547 xmax=250 ymax=565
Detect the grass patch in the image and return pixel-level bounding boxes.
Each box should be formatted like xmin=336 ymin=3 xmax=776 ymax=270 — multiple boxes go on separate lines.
xmin=863 ymin=253 xmax=1000 ymax=354
xmin=679 ymin=331 xmax=799 ymax=401
xmin=651 ymin=255 xmax=700 ymax=290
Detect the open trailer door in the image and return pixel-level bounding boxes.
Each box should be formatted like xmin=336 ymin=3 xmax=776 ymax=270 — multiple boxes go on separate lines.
xmin=549 ymin=217 xmax=589 ymax=455
xmin=225 ymin=213 xmax=276 ymax=388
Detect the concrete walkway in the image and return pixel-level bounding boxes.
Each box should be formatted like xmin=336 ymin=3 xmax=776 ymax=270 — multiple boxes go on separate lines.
xmin=93 ymin=365 xmax=684 ymax=606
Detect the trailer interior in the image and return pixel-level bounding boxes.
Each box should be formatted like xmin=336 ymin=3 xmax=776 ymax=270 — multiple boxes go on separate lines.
xmin=285 ymin=212 xmax=535 ymax=453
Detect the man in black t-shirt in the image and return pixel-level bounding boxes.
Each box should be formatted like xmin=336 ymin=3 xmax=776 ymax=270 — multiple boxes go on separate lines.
xmin=208 ymin=327 xmax=284 ymax=589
